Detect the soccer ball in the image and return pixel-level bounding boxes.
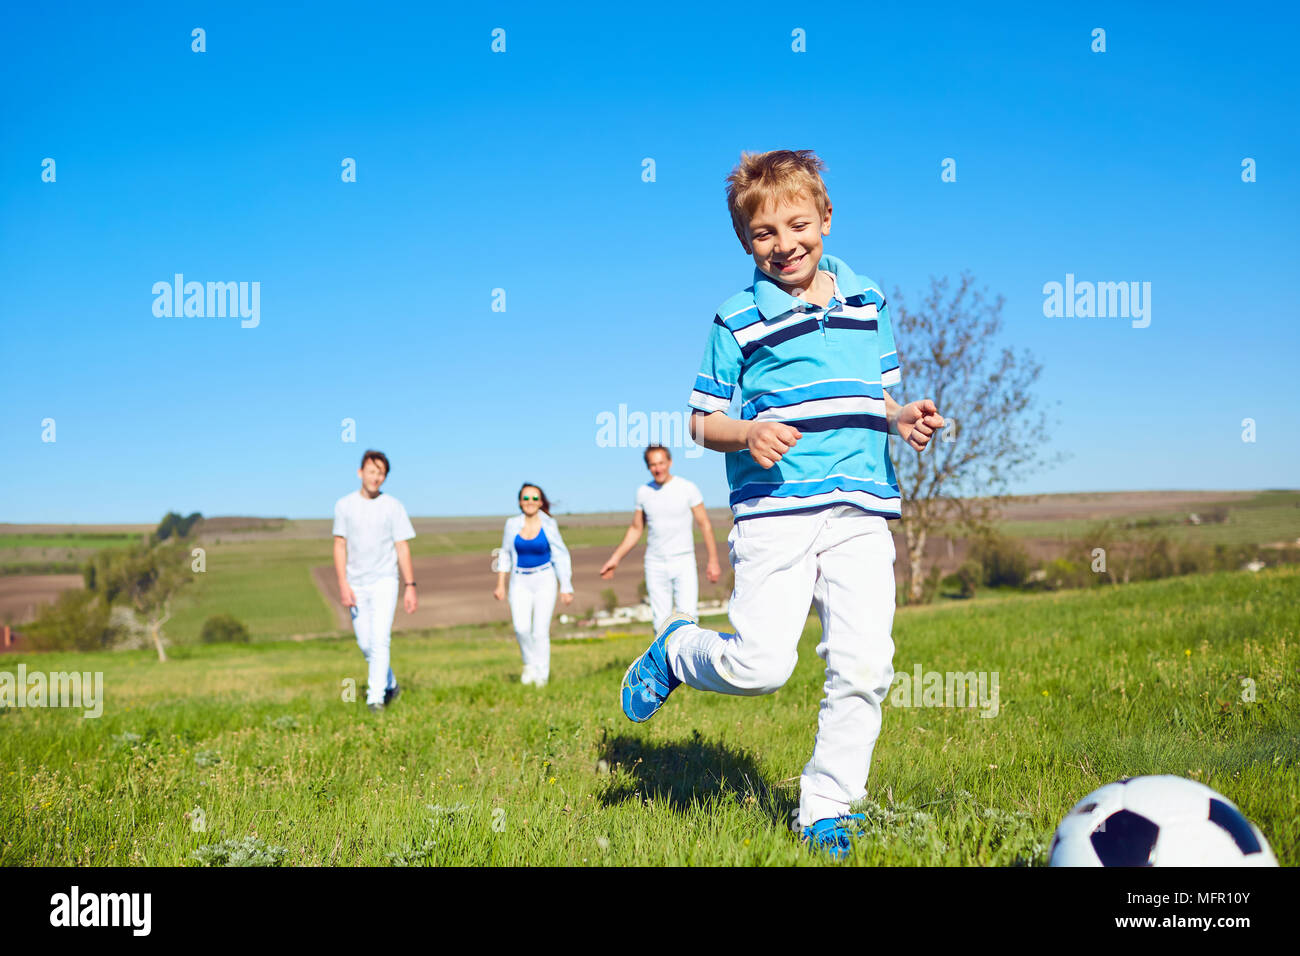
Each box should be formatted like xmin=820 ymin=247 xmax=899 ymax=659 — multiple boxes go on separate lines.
xmin=1048 ymin=775 xmax=1278 ymax=867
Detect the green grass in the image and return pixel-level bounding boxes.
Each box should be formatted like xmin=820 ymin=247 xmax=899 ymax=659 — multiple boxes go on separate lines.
xmin=999 ymin=490 xmax=1300 ymax=546
xmin=2 ymin=567 xmax=1295 ymax=866
xmin=1 ymin=562 xmax=84 ymax=576
xmin=163 ymin=528 xmax=734 ymax=643
xmin=8 ymin=494 xmax=1298 ymax=653
xmin=0 ymin=531 xmax=146 ymax=576
xmin=0 ymin=533 xmax=144 ymax=551
xmin=164 ymin=540 xmax=339 ymax=643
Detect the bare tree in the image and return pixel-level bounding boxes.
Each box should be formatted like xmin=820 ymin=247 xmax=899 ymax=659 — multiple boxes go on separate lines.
xmin=128 ymin=545 xmax=187 ymax=663
xmin=889 ymin=273 xmax=1062 ymax=602
xmin=89 ymin=539 xmax=193 ymax=662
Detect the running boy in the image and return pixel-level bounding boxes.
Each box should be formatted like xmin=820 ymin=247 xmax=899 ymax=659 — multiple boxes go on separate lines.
xmin=620 ymin=149 xmax=945 ymax=857
xmin=333 ymin=450 xmax=418 ymax=713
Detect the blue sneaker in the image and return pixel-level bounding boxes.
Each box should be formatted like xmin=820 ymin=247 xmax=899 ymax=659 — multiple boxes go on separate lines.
xmin=800 ymin=814 xmax=866 ymax=860
xmin=621 ymin=612 xmax=692 ymax=722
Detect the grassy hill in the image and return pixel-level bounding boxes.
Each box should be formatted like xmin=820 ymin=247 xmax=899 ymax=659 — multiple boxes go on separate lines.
xmin=2 ymin=566 xmax=1295 ymax=866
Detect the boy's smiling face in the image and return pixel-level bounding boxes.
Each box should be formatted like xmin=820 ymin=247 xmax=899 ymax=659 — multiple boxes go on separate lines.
xmin=738 ymin=191 xmax=832 ymax=296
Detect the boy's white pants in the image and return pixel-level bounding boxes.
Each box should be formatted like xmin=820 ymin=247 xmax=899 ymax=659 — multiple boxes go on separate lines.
xmin=645 ymin=553 xmax=698 ymax=633
xmin=509 ymin=565 xmax=557 ymax=682
xmin=350 ymin=577 xmax=399 ymax=707
xmin=664 ymin=505 xmax=897 ymax=829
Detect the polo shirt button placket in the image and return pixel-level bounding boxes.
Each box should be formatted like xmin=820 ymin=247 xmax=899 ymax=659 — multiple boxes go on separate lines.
xmin=822 ymin=297 xmax=839 ymax=348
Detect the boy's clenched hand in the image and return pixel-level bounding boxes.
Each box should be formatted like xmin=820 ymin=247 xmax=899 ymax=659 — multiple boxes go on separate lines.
xmin=897 ymin=399 xmax=945 ymax=452
xmin=747 ymin=421 xmax=802 ymax=469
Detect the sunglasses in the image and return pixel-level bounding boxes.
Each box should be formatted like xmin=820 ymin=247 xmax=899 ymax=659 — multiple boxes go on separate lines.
xmin=520 ymin=495 xmax=540 ymax=502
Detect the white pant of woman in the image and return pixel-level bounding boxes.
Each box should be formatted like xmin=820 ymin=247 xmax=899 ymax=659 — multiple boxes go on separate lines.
xmin=645 ymin=553 xmax=699 ymax=633
xmin=509 ymin=565 xmax=557 ymax=684
xmin=350 ymin=576 xmax=399 ymax=707
xmin=664 ymin=505 xmax=897 ymax=829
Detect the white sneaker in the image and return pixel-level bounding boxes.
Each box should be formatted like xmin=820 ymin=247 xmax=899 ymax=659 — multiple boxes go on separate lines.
xmin=520 ymin=668 xmax=536 ymax=686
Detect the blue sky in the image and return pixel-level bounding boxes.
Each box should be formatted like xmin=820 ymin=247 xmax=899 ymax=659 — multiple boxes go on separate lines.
xmin=2 ymin=2 xmax=1297 ymax=523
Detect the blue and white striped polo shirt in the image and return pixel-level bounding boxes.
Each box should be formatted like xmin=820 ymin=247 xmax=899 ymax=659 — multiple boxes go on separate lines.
xmin=687 ymin=254 xmax=902 ymax=520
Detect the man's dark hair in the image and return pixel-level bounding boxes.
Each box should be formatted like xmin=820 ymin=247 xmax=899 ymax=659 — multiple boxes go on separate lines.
xmin=643 ymin=444 xmax=671 ymax=466
xmin=361 ymin=450 xmax=390 ymax=475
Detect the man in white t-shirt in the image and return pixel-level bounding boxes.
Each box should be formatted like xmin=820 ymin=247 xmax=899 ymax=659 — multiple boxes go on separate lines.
xmin=332 ymin=450 xmax=418 ymax=713
xmin=600 ymin=445 xmax=721 ymax=632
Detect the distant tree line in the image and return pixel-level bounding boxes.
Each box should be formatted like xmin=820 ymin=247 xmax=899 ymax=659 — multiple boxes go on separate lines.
xmin=153 ymin=511 xmax=203 ymax=542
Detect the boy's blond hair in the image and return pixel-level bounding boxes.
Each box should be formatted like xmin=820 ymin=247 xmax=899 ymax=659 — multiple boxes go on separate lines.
xmin=725 ymin=149 xmax=829 ymax=243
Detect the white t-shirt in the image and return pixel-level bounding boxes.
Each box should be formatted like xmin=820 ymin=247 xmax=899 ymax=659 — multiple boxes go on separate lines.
xmin=636 ymin=476 xmax=704 ymax=561
xmin=332 ymin=490 xmax=416 ymax=587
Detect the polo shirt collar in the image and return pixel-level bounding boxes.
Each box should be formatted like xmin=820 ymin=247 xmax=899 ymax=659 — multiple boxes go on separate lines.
xmin=752 ymin=253 xmax=870 ymax=321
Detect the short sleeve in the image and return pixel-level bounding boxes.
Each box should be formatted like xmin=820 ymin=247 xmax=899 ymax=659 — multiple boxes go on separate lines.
xmin=685 ymin=480 xmax=704 ymax=508
xmin=878 ymin=297 xmax=901 ymax=391
xmin=687 ymin=315 xmax=743 ymax=413
xmin=332 ymin=498 xmax=347 ymax=538
xmin=391 ymin=500 xmax=416 ymax=542
xmin=635 ymin=485 xmax=648 ymax=511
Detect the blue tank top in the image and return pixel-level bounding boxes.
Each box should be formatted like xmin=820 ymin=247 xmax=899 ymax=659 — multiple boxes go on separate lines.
xmin=514 ymin=528 xmax=551 ymax=568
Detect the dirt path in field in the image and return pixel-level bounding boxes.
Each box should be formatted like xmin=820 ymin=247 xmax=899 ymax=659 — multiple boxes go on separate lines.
xmin=0 ymin=491 xmax=1263 ymax=634
xmin=990 ymin=490 xmax=1254 ymax=521
xmin=311 ymin=542 xmax=733 ymax=633
xmin=309 ymin=532 xmax=1081 ymax=632
xmin=0 ymin=575 xmax=83 ymax=625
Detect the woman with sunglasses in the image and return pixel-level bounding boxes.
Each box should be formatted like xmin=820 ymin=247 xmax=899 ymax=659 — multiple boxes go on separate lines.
xmin=493 ymin=483 xmax=574 ymax=686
